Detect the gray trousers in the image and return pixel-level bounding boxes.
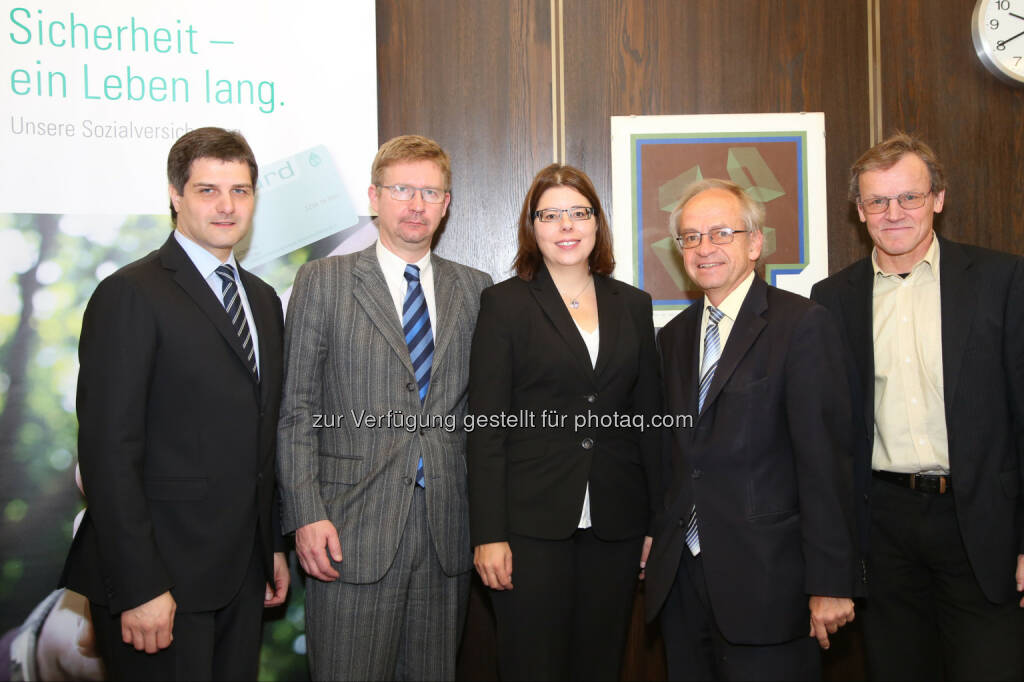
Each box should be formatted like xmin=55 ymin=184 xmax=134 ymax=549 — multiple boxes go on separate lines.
xmin=305 ymin=487 xmax=470 ymax=681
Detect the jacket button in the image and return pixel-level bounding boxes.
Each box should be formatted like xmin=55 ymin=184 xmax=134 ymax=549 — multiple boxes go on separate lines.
xmin=863 ymin=493 xmax=869 ymax=502
xmin=256 ymin=473 xmax=263 ymax=482
xmin=691 ymin=469 xmax=702 ymax=479
xmin=581 ymin=438 xmax=594 ymax=450
xmin=585 ymin=394 xmax=597 ymax=403
xmin=407 ymin=382 xmax=417 ymax=391
xmin=678 ymin=518 xmax=686 ymax=527
xmin=419 ymin=429 xmax=426 ymax=436
xmin=403 ymin=477 xmax=413 ymax=486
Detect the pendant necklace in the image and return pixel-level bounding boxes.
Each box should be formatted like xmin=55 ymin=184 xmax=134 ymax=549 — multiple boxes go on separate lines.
xmin=562 ymin=277 xmax=593 ymax=309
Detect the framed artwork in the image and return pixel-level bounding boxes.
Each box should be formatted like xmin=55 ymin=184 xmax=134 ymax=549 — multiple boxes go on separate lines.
xmin=610 ymin=113 xmax=829 ymax=327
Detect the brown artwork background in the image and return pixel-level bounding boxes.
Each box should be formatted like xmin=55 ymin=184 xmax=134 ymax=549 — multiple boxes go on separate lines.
xmin=635 ymin=138 xmax=802 ymax=305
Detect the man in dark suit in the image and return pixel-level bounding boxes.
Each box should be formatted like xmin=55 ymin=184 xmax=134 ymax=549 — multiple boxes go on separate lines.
xmin=645 ymin=179 xmax=857 ymax=681
xmin=60 ymin=127 xmax=289 ymax=680
xmin=810 ymin=133 xmax=1024 ymax=681
xmin=277 ymin=135 xmax=492 ymax=680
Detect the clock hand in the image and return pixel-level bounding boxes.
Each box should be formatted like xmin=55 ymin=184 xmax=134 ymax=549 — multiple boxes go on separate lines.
xmin=998 ymin=29 xmax=1024 ymax=47
xmin=1010 ymin=12 xmax=1024 ymax=20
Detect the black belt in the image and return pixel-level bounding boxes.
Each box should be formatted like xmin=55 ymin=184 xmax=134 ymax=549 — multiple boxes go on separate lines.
xmin=872 ymin=469 xmax=952 ymax=494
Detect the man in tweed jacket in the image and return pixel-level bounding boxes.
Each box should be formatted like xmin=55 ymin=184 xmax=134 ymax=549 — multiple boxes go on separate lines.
xmin=277 ymin=135 xmax=492 ymax=681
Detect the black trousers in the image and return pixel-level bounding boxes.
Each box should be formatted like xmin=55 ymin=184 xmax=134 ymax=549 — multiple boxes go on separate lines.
xmin=660 ymin=547 xmax=820 ymax=682
xmin=91 ymin=541 xmax=266 ymax=681
xmin=864 ymin=477 xmax=1024 ymax=681
xmin=489 ymin=529 xmax=642 ymax=681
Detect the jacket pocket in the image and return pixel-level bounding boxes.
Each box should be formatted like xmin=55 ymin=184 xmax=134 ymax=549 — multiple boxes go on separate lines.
xmin=143 ymin=476 xmax=208 ymax=501
xmin=320 ymin=455 xmax=363 ymax=484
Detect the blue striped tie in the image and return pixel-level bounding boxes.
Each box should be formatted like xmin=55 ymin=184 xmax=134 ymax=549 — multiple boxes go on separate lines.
xmin=403 ymin=264 xmax=432 ymax=487
xmin=215 ymin=264 xmax=258 ymax=379
xmin=685 ymin=305 xmax=724 ymax=556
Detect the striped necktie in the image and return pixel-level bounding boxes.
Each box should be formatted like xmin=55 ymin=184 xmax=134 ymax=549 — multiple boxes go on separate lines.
xmin=403 ymin=264 xmax=432 ymax=487
xmin=685 ymin=305 xmax=725 ymax=556
xmin=215 ymin=264 xmax=258 ymax=379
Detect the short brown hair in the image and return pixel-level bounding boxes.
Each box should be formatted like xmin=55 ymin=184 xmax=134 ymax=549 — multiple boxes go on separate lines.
xmin=371 ymin=135 xmax=451 ymax=191
xmin=167 ymin=127 xmax=258 ymax=226
xmin=848 ymin=132 xmax=946 ymax=202
xmin=669 ymin=178 xmax=765 ymax=237
xmin=513 ymin=164 xmax=615 ymax=280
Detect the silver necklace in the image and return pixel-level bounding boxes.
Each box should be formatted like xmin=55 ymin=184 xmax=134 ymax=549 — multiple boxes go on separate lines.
xmin=561 ymin=277 xmax=593 ymax=309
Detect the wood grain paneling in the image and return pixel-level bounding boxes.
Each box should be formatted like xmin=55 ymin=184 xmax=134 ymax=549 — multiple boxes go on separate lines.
xmin=562 ymin=0 xmax=872 ymax=274
xmin=376 ymin=0 xmax=554 ymax=281
xmin=879 ymin=0 xmax=1024 ymax=256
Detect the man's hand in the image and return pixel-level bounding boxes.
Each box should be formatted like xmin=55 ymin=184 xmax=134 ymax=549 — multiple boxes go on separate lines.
xmin=639 ymin=536 xmax=653 ymax=580
xmin=474 ymin=542 xmax=514 ymax=590
xmin=295 ymin=520 xmax=342 ymax=582
xmin=808 ymin=595 xmax=855 ymax=650
xmin=264 ymin=552 xmax=290 ymax=607
xmin=121 ymin=591 xmax=176 ymax=653
xmin=1016 ymin=554 xmax=1024 ymax=607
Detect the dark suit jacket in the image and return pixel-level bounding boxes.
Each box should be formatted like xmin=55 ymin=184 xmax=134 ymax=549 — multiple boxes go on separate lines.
xmin=61 ymin=233 xmax=284 ymax=615
xmin=467 ymin=267 xmax=662 ymax=546
xmin=645 ymin=276 xmax=856 ymax=645
xmin=810 ymin=236 xmax=1024 ymax=603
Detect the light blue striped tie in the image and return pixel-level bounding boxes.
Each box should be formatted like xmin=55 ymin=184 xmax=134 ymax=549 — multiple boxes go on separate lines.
xmin=215 ymin=264 xmax=258 ymax=379
xmin=686 ymin=305 xmax=724 ymax=556
xmin=403 ymin=264 xmax=432 ymax=487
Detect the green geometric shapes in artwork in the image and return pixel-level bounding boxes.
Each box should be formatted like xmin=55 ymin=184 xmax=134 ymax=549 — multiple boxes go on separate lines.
xmin=761 ymin=226 xmax=776 ymax=260
xmin=727 ymin=147 xmax=785 ymax=203
xmin=652 ymin=236 xmax=695 ymax=292
xmin=658 ymin=165 xmax=703 ymax=214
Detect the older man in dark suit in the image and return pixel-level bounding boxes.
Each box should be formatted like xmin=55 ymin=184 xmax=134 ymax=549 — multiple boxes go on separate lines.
xmin=277 ymin=135 xmax=492 ymax=681
xmin=645 ymin=179 xmax=857 ymax=681
xmin=61 ymin=127 xmax=289 ymax=681
xmin=810 ymin=133 xmax=1024 ymax=681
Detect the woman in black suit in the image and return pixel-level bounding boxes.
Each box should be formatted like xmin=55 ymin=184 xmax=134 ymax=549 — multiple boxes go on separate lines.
xmin=468 ymin=164 xmax=661 ymax=681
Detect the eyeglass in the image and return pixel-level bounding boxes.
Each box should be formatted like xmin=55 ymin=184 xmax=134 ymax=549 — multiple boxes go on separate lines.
xmin=674 ymin=227 xmax=749 ymax=249
xmin=377 ymin=184 xmax=447 ymax=204
xmin=533 ymin=206 xmax=596 ymax=223
xmin=857 ymin=191 xmax=930 ymax=214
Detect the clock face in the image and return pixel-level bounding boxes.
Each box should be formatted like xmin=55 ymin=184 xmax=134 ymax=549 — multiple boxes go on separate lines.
xmin=973 ymin=0 xmax=1024 ymax=85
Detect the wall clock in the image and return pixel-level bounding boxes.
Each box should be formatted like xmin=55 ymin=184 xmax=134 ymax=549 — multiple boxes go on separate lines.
xmin=973 ymin=0 xmax=1024 ymax=85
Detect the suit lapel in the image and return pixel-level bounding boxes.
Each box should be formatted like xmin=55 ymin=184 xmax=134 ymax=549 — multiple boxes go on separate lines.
xmin=352 ymin=247 xmax=415 ymax=377
xmin=844 ymin=259 xmax=876 ymax=442
xmin=592 ymin=275 xmax=621 ymax=378
xmin=430 ymin=256 xmax=462 ymax=373
xmin=529 ymin=266 xmax=596 ymax=383
xmin=936 ymin=237 xmax=975 ymax=415
xmin=667 ymin=304 xmax=701 ymax=449
xmin=159 ymin=235 xmax=258 ymax=384
xmin=699 ymin=277 xmax=768 ymax=418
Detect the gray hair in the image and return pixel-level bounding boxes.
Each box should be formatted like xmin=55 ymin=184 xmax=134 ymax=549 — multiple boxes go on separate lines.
xmin=668 ymin=178 xmax=765 ymax=236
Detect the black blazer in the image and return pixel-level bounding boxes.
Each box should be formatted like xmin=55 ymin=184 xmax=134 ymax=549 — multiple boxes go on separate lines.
xmin=810 ymin=236 xmax=1024 ymax=604
xmin=61 ymin=234 xmax=284 ymax=614
xmin=645 ymin=276 xmax=856 ymax=645
xmin=467 ymin=267 xmax=662 ymax=547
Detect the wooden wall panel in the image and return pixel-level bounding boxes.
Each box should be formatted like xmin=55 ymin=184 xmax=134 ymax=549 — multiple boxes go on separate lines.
xmin=879 ymin=0 xmax=1024 ymax=256
xmin=376 ymin=0 xmax=554 ymax=281
xmin=562 ymin=0 xmax=872 ymax=274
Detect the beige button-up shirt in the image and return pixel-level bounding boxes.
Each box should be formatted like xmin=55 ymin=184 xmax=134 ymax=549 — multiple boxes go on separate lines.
xmin=871 ymin=235 xmax=950 ymax=474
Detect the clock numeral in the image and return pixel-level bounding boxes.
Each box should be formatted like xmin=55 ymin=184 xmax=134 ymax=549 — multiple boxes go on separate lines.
xmin=998 ymin=40 xmax=1007 ymax=49
xmin=1015 ymin=56 xmax=1023 ymax=66
xmin=996 ymin=0 xmax=1010 ymax=10
xmin=991 ymin=18 xmax=1001 ymax=29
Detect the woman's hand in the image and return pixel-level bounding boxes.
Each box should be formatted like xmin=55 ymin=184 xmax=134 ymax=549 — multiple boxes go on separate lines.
xmin=474 ymin=542 xmax=514 ymax=590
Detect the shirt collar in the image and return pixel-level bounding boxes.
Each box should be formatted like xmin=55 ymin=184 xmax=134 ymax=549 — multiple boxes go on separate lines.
xmin=871 ymin=231 xmax=940 ymax=279
xmin=173 ymin=230 xmax=239 ymax=280
xmin=375 ymin=239 xmax=431 ymax=278
xmin=704 ymin=270 xmax=755 ymax=323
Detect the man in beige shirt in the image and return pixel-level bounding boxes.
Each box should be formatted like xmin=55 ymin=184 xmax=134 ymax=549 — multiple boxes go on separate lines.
xmin=811 ymin=133 xmax=1024 ymax=681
